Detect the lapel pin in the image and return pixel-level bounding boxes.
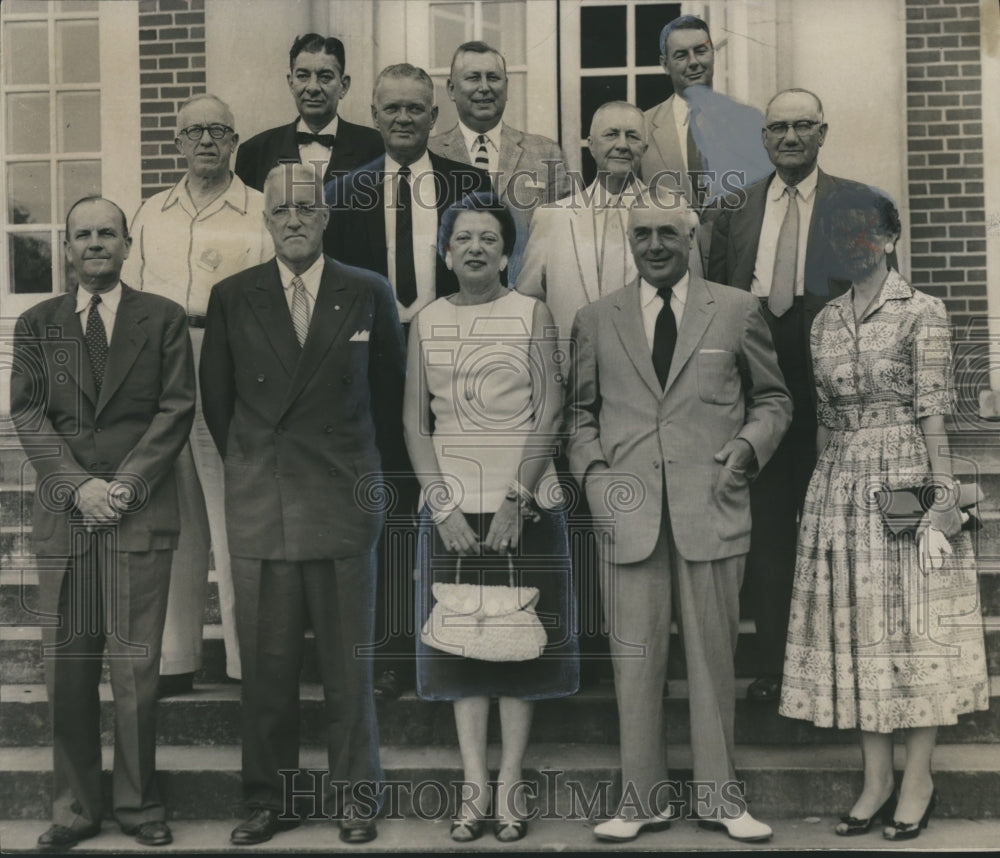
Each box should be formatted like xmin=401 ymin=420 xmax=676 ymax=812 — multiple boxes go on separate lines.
xmin=334 ymin=305 xmax=341 ymax=311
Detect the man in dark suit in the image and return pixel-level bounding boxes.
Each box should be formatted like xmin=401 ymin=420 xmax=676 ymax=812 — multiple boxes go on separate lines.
xmin=566 ymin=187 xmax=790 ymax=844
xmin=11 ymin=197 xmax=195 ymax=852
xmin=708 ymin=88 xmax=896 ymax=703
xmin=234 ymin=33 xmax=383 ymax=191
xmin=201 ymin=163 xmax=405 ymax=846
xmin=323 ymin=63 xmax=490 ymax=700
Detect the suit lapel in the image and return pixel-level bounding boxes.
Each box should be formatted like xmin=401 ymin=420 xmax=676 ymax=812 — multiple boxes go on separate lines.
xmin=734 ymin=177 xmax=770 ymax=285
xmin=665 ymin=276 xmax=715 ymax=392
xmin=497 ymin=124 xmax=522 ymax=198
xmin=96 ymin=285 xmax=148 ymax=416
xmin=54 ymin=292 xmax=98 ymax=405
xmin=568 ymin=208 xmax=600 ymax=306
xmin=364 ymin=159 xmax=388 ymax=270
xmin=283 ymin=260 xmax=358 ymax=411
xmin=276 ymin=120 xmax=300 ymax=164
xmin=436 ymin=126 xmax=470 ymax=165
xmin=611 ymin=281 xmax=662 ymax=398
xmin=247 ymin=261 xmax=301 ymax=377
xmin=647 ymin=97 xmax=691 ymax=197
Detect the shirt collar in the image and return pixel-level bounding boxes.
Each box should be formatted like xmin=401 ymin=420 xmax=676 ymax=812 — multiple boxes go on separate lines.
xmin=384 ymin=149 xmax=433 ymax=177
xmin=276 ymin=254 xmax=324 ymax=298
xmin=770 ymin=166 xmax=819 ymax=202
xmin=162 ymin=172 xmax=250 ymax=216
xmin=672 ymin=93 xmax=690 ymax=124
xmin=586 ymin=176 xmax=646 ymax=210
xmin=296 ymin=115 xmax=340 ymax=138
xmin=458 ymin=119 xmax=501 ymax=155
xmin=640 ymin=272 xmax=689 ymax=307
xmin=76 ymin=282 xmax=123 ymax=315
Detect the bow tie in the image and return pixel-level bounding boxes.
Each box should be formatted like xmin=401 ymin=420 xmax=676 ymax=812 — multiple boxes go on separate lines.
xmin=296 ymin=131 xmax=336 ymax=147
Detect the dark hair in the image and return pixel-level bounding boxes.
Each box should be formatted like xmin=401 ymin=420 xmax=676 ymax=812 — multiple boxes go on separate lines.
xmin=437 ymin=192 xmax=517 ymax=260
xmin=819 ymin=183 xmax=902 ymax=241
xmin=659 ymin=14 xmax=711 ymax=56
xmin=65 ymin=196 xmax=129 ymax=239
xmin=449 ymin=40 xmax=507 ymax=76
xmin=289 ymin=33 xmax=346 ymax=73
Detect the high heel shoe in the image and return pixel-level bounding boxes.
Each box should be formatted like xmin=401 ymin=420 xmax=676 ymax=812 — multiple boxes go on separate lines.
xmin=835 ymin=788 xmax=898 ymax=836
xmin=883 ymin=790 xmax=937 ymax=841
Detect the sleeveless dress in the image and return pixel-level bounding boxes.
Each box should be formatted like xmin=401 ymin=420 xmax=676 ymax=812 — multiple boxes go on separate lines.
xmin=413 ymin=290 xmax=579 ymax=701
xmin=779 ymin=271 xmax=989 ymax=731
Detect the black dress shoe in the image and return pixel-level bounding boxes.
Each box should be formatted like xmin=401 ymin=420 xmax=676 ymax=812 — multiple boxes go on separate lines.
xmin=157 ymin=672 xmax=194 ymax=699
xmin=835 ymin=789 xmax=897 ymax=836
xmin=746 ymin=675 xmax=782 ymax=703
xmin=37 ymin=823 xmax=101 ymax=852
xmin=884 ymin=790 xmax=937 ymax=841
xmin=373 ymin=668 xmax=410 ymax=701
xmin=230 ymin=808 xmax=299 ymax=845
xmin=122 ymin=820 xmax=172 ymax=846
xmin=339 ymin=815 xmax=378 ymax=844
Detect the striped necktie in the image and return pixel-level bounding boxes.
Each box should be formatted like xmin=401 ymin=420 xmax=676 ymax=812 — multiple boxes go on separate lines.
xmin=291 ymin=276 xmax=310 ymax=346
xmin=474 ymin=134 xmax=490 ymax=170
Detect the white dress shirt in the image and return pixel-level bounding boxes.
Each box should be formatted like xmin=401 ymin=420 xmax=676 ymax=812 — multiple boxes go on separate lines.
xmin=750 ymin=166 xmax=819 ymax=299
xmin=383 ymin=150 xmax=439 ymax=323
xmin=640 ymin=273 xmax=688 ymax=351
xmin=458 ymin=119 xmax=500 ymax=179
xmin=671 ymin=94 xmax=691 ymax=172
xmin=296 ymin=115 xmax=339 ymax=173
xmin=275 ymin=253 xmax=323 ymax=319
xmin=76 ymin=282 xmax=122 ymax=345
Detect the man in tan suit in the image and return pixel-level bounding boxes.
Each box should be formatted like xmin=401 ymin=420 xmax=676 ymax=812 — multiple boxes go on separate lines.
xmin=565 ymin=187 xmax=790 ymax=844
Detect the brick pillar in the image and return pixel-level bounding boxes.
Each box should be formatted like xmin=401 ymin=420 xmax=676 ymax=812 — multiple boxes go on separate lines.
xmin=905 ymin=0 xmax=987 ymax=332
xmin=138 ymin=0 xmax=207 ymax=199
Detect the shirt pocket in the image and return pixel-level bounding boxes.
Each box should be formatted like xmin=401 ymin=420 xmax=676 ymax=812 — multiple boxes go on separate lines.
xmin=696 ymin=349 xmax=740 ymax=405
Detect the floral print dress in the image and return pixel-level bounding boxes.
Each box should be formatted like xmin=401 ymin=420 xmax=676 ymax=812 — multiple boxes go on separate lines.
xmin=779 ymin=270 xmax=989 ymax=732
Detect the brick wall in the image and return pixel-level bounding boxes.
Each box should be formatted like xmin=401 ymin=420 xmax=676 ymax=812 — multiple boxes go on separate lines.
xmin=905 ymin=0 xmax=986 ymax=334
xmin=138 ymin=0 xmax=207 ymax=198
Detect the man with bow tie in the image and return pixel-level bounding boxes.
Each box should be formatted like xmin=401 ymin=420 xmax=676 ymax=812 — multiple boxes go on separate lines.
xmin=234 ymin=34 xmax=384 ymax=192
xmin=201 ymin=163 xmax=405 ymax=846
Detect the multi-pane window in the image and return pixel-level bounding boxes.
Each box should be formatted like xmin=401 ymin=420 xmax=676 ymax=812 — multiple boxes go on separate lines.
xmin=2 ymin=0 xmax=103 ymax=296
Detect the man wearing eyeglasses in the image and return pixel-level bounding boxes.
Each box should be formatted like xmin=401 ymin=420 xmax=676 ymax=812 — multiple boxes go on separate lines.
xmin=708 ymin=88 xmax=898 ymax=704
xmin=123 ymin=93 xmax=273 ymax=697
xmin=201 ymin=163 xmax=405 ymax=846
xmin=234 ymin=34 xmax=384 ymax=192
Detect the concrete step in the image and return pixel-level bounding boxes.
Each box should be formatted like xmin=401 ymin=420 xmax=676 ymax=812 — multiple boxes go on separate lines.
xmin=3 ymin=815 xmax=1000 ymax=852
xmin=3 ymin=678 xmax=999 ymax=749
xmin=2 ymin=743 xmax=999 ymax=821
xmin=4 ymin=619 xmax=1000 ymax=685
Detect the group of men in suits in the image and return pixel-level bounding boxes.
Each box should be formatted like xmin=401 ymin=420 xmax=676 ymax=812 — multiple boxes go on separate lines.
xmin=12 ymin=10 xmax=889 ymax=851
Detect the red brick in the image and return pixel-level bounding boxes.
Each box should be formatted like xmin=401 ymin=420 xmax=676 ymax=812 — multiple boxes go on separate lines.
xmin=158 ymin=27 xmax=189 ymax=39
xmin=159 ymin=57 xmax=190 ymax=69
xmin=908 ymin=21 xmax=941 ymax=34
xmin=912 ymin=226 xmax=946 ymax=239
xmin=173 ymin=41 xmax=205 ymax=54
xmin=931 ymin=269 xmax=960 ymax=282
xmin=911 ymin=270 xmax=933 ymax=284
xmin=141 ymin=115 xmax=159 ymax=129
xmin=907 ymin=36 xmax=926 ymax=49
xmin=949 ymin=225 xmax=986 ymax=237
xmin=141 ymin=72 xmax=173 ymax=84
xmin=905 ymin=6 xmax=926 ymax=20
xmin=926 ymin=5 xmax=959 ymax=18
xmin=139 ymin=13 xmax=173 ymax=25
xmin=964 ymin=210 xmax=985 ymax=222
xmin=961 ymin=64 xmax=983 ymax=76
xmin=951 ymin=284 xmax=987 ymax=297
xmin=137 ymin=0 xmax=159 ymax=12
xmin=912 ymin=255 xmax=948 ymax=267
xmin=140 ymin=87 xmax=159 ymax=99
xmin=139 ymin=29 xmax=157 ymax=41
xmin=907 ymin=49 xmax=940 ymax=64
xmin=908 ymin=124 xmax=929 ymax=137
xmin=964 ymin=151 xmax=983 ymax=164
xmin=909 ymin=80 xmax=943 ymax=92
xmin=947 ymin=167 xmax=984 ymax=179
xmin=951 ymin=254 xmax=987 ymax=267
xmin=927 ymin=153 xmax=961 ymax=164
xmin=945 ymin=108 xmax=981 ymax=120
xmin=910 ymin=168 xmax=945 ymax=180
xmin=944 ymin=49 xmax=981 ymax=62
xmin=175 ymin=12 xmax=204 ymax=24
xmin=909 ymin=211 xmax=930 ymax=225
xmin=177 ymin=72 xmax=206 ymax=83
xmin=946 ymin=137 xmax=983 ymax=150
xmin=932 ymin=210 xmax=966 ymax=222
xmin=140 ymin=102 xmax=175 ymax=114
xmin=966 ymin=300 xmax=988 ymax=313
xmin=909 ymin=183 xmax=929 ymax=196
xmin=191 ymin=56 xmax=206 ymax=68
xmin=966 ymin=241 xmax=986 ymax=252
xmin=909 ymin=109 xmax=942 ymax=122
xmin=139 ymin=42 xmax=173 ymax=55
xmin=928 ymin=122 xmax=961 ymax=135
xmin=943 ymin=19 xmax=981 ymax=32
xmin=190 ymin=27 xmax=205 ymax=38
xmin=927 ymin=35 xmax=960 ymax=47
xmin=161 ymin=86 xmax=192 ymax=99
xmin=926 ymin=64 xmax=961 ymax=77
xmin=927 ymin=94 xmax=961 ymax=106
xmin=930 ymin=240 xmax=964 ymax=252
xmin=908 ymin=65 xmax=926 ymax=79
xmin=967 ymin=270 xmax=988 ymax=281
xmin=140 ymin=58 xmax=159 ymax=70
xmin=963 ymin=182 xmax=985 ymax=194
xmin=945 ymin=78 xmax=979 ymax=91
xmin=907 ymin=94 xmax=927 ymax=108
xmin=142 ymin=158 xmax=177 ymax=170
xmin=959 ymin=33 xmax=981 ymax=47
xmin=158 ymin=0 xmax=192 ymax=11
xmin=910 ymin=138 xmax=944 ymax=152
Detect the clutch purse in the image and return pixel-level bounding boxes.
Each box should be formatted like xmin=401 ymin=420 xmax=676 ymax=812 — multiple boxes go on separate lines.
xmin=874 ymin=481 xmax=983 ymax=536
xmin=421 ymin=554 xmax=548 ymax=662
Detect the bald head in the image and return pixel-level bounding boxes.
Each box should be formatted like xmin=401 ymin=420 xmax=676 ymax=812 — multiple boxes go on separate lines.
xmin=762 ymin=88 xmax=828 ymax=185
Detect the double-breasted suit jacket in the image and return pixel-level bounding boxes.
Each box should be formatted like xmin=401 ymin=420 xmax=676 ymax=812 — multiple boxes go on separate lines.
xmin=234 ymin=117 xmax=385 ymax=192
xmin=566 ymin=276 xmax=791 ymax=564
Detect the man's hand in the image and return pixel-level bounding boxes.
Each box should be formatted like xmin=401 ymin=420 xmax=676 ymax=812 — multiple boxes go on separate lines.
xmin=76 ymin=478 xmax=120 ymax=526
xmin=713 ymin=438 xmax=756 ymax=472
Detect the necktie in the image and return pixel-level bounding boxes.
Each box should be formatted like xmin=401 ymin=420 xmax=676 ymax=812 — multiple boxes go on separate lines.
xmin=291 ymin=276 xmax=310 ymax=346
xmin=296 ymin=131 xmax=336 ymax=147
xmin=395 ymin=167 xmax=417 ymax=307
xmin=651 ymin=287 xmax=677 ymax=389
xmin=768 ymin=185 xmax=799 ymax=318
xmin=686 ymin=111 xmax=706 ymax=208
xmin=84 ymin=293 xmax=108 ymax=394
xmin=474 ymin=134 xmax=490 ymax=170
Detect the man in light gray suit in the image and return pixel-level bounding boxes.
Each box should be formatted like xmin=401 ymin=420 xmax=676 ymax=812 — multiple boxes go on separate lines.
xmin=566 ymin=187 xmax=790 ymax=844
xmin=429 ymin=40 xmax=570 ymax=282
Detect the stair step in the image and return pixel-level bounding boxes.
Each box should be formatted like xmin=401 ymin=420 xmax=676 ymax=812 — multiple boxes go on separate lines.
xmin=3 ymin=679 xmax=999 ymax=749
xmin=2 ymin=743 xmax=999 ymax=821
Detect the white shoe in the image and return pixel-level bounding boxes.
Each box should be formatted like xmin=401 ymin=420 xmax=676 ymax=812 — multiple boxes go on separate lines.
xmin=699 ymin=811 xmax=773 ymax=842
xmin=593 ymin=815 xmax=673 ymax=842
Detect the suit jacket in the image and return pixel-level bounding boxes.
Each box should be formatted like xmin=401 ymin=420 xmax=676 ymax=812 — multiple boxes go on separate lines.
xmin=234 ymin=117 xmax=385 ymax=192
xmin=428 ymin=122 xmax=571 ymax=218
xmin=322 ymin=151 xmax=490 ymax=299
xmin=200 ymin=256 xmax=406 ymax=561
xmin=516 ymin=181 xmax=640 ymax=337
xmin=641 ymin=95 xmax=691 ymax=201
xmin=565 ymin=276 xmax=791 ymax=564
xmin=11 ymin=285 xmax=195 ymax=604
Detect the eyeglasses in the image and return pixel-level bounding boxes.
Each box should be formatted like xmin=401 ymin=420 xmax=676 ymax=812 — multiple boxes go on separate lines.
xmin=764 ymin=120 xmax=822 ymax=137
xmin=178 ymin=124 xmax=234 ymax=141
xmin=270 ymin=203 xmax=328 ymax=220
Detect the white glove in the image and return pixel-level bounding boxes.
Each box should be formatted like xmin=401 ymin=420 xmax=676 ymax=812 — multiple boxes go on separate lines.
xmin=917 ymin=525 xmax=953 ymax=574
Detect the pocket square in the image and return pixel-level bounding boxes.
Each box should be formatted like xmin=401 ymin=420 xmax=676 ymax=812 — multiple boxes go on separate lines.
xmin=349 ymin=330 xmax=370 ymax=342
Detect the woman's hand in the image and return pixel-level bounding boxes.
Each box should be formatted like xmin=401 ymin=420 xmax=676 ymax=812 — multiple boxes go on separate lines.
xmin=917 ymin=524 xmax=953 ymax=574
xmin=484 ymin=498 xmax=521 ymax=553
xmin=436 ymin=509 xmax=480 ymax=555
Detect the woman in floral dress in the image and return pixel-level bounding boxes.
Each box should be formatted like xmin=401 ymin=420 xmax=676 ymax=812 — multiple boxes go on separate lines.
xmin=779 ymin=184 xmax=989 ymax=841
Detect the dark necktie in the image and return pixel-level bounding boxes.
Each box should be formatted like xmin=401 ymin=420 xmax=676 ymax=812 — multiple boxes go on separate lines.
xmin=395 ymin=167 xmax=417 ymax=307
xmin=84 ymin=293 xmax=108 ymax=394
xmin=296 ymin=131 xmax=336 ymax=147
xmin=651 ymin=286 xmax=677 ymax=389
